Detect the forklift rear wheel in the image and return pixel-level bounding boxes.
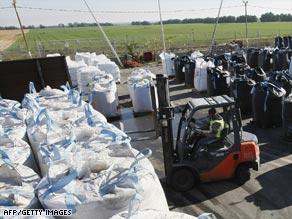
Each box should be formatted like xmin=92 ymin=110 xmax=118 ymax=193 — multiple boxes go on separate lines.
xmin=170 ymin=168 xmax=197 ymax=192
xmin=235 ymin=164 xmax=251 ymax=185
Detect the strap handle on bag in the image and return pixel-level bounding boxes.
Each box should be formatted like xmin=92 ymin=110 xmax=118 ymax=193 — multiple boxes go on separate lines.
xmin=0 ymin=150 xmax=23 ymax=186
xmin=68 ymin=89 xmax=80 ymax=105
xmin=65 ymin=182 xmax=77 ymax=213
xmin=84 ymin=104 xmax=103 ymax=127
xmin=99 ymin=147 xmax=152 ymax=196
xmin=100 ymin=128 xmax=131 ymax=144
xmin=0 ymin=108 xmax=21 ymax=120
xmin=61 ymin=133 xmax=77 ymax=149
xmin=78 ymin=92 xmax=92 ymax=106
xmin=0 ymin=149 xmax=14 ymax=168
xmin=0 ymin=198 xmax=15 ymax=206
xmin=127 ymin=193 xmax=142 ymax=219
xmin=60 ymin=81 xmax=71 ymax=93
xmin=36 ymin=108 xmax=59 ymax=132
xmin=0 ymin=128 xmax=12 ymax=138
xmin=40 ymin=134 xmax=77 ymax=163
xmin=22 ymin=94 xmax=40 ymax=116
xmin=29 ymin=81 xmax=37 ymax=94
xmin=38 ymin=169 xmax=79 ymax=212
xmin=11 ymin=102 xmax=21 ymax=111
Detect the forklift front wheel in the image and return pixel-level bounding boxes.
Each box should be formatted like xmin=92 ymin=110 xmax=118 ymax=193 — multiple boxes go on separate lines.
xmin=235 ymin=164 xmax=251 ymax=185
xmin=170 ymin=167 xmax=198 ymax=192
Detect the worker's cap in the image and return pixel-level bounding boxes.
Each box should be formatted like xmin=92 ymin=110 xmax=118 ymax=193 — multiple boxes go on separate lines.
xmin=208 ymin=108 xmax=216 ymax=115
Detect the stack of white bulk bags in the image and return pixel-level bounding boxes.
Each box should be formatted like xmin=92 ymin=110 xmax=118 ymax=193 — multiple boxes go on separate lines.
xmin=110 ymin=210 xmax=197 ymax=219
xmin=36 ymin=148 xmax=168 ymax=219
xmin=131 ymin=79 xmax=153 ymax=113
xmin=74 ymin=53 xmax=121 ymax=83
xmin=159 ymin=52 xmax=176 ymax=76
xmin=19 ymin=82 xmax=169 ymax=219
xmin=91 ymin=79 xmax=119 ymax=118
xmin=76 ymin=66 xmax=105 ymax=93
xmin=0 ymin=108 xmax=41 ymax=216
xmin=0 ymin=99 xmax=27 ymax=141
xmin=194 ymin=58 xmax=215 ymax=92
xmin=66 ymin=58 xmax=87 ymax=88
xmin=91 ymin=54 xmax=121 ymax=83
xmin=75 ymin=52 xmax=95 ymax=66
xmin=110 ymin=210 xmax=216 ymax=219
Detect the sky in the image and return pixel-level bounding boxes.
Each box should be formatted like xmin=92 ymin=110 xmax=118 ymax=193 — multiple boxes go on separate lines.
xmin=1 ymin=0 xmax=292 ymax=26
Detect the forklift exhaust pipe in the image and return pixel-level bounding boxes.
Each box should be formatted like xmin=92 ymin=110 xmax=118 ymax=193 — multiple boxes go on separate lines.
xmin=156 ymin=74 xmax=174 ymax=181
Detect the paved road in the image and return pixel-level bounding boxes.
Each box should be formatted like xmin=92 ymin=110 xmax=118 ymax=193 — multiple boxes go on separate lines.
xmin=111 ymin=64 xmax=292 ymax=219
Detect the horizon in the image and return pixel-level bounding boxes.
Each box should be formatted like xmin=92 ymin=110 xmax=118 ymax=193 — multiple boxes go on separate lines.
xmin=1 ymin=0 xmax=292 ymax=27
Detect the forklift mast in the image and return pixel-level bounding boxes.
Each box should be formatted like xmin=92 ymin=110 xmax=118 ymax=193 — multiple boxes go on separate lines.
xmin=156 ymin=74 xmax=174 ymax=180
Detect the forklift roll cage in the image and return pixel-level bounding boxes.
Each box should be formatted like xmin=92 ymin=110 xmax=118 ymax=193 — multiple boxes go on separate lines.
xmin=175 ymin=95 xmax=243 ymax=162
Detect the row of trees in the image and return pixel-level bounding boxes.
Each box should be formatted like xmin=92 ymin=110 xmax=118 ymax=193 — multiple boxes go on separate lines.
xmin=1 ymin=12 xmax=291 ymax=30
xmin=260 ymin=12 xmax=292 ymax=22
xmin=131 ymin=12 xmax=292 ymax=25
xmin=0 ymin=22 xmax=113 ymax=30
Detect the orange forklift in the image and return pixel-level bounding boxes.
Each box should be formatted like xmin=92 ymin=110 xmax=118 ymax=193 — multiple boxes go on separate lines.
xmin=156 ymin=74 xmax=260 ymax=191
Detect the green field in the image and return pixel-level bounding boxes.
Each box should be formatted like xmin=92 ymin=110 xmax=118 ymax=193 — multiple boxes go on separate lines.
xmin=4 ymin=22 xmax=292 ymax=60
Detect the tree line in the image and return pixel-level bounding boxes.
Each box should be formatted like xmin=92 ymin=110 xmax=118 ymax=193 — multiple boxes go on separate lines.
xmin=1 ymin=12 xmax=292 ymax=30
xmin=0 ymin=22 xmax=113 ymax=30
xmin=131 ymin=12 xmax=292 ymax=25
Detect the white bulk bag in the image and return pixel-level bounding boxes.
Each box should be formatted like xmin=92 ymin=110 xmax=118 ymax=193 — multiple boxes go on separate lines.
xmin=159 ymin=52 xmax=175 ymax=76
xmin=127 ymin=68 xmax=156 ymax=100
xmin=38 ymin=133 xmax=130 ymax=179
xmin=26 ymin=109 xmax=71 ymax=164
xmin=110 ymin=209 xmax=199 ymax=219
xmin=0 ymin=136 xmax=37 ymax=171
xmin=67 ymin=60 xmax=87 ymax=87
xmin=194 ymin=58 xmax=215 ymax=92
xmin=0 ymin=164 xmax=40 ymax=212
xmin=0 ymin=98 xmax=21 ymax=110
xmin=75 ymin=52 xmax=95 ymax=66
xmin=91 ymin=54 xmax=109 ymax=65
xmin=110 ymin=210 xmax=217 ymax=219
xmin=0 ymin=108 xmax=27 ymax=141
xmin=76 ymin=66 xmax=104 ymax=93
xmin=96 ymin=62 xmax=121 ymax=83
xmin=0 ymin=122 xmax=27 ymax=142
xmin=37 ymin=133 xmax=77 ymax=177
xmin=74 ymin=126 xmax=129 ymax=149
xmin=37 ymin=148 xmax=167 ymax=219
xmin=131 ymin=79 xmax=153 ymax=113
xmin=91 ymin=81 xmax=119 ymax=117
xmin=73 ymin=104 xmax=107 ymax=128
xmin=75 ymin=52 xmax=89 ymax=62
xmin=39 ymin=86 xmax=68 ymax=99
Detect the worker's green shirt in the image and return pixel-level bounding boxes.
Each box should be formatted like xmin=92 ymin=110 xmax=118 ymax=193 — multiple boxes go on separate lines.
xmin=209 ymin=115 xmax=225 ymax=138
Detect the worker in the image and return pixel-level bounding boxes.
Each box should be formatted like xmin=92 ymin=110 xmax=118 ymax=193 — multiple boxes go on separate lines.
xmin=196 ymin=107 xmax=225 ymax=147
xmin=203 ymin=108 xmax=224 ymax=138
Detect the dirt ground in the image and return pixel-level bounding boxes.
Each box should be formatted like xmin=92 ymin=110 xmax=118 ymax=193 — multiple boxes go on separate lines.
xmin=0 ymin=29 xmax=29 ymax=51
